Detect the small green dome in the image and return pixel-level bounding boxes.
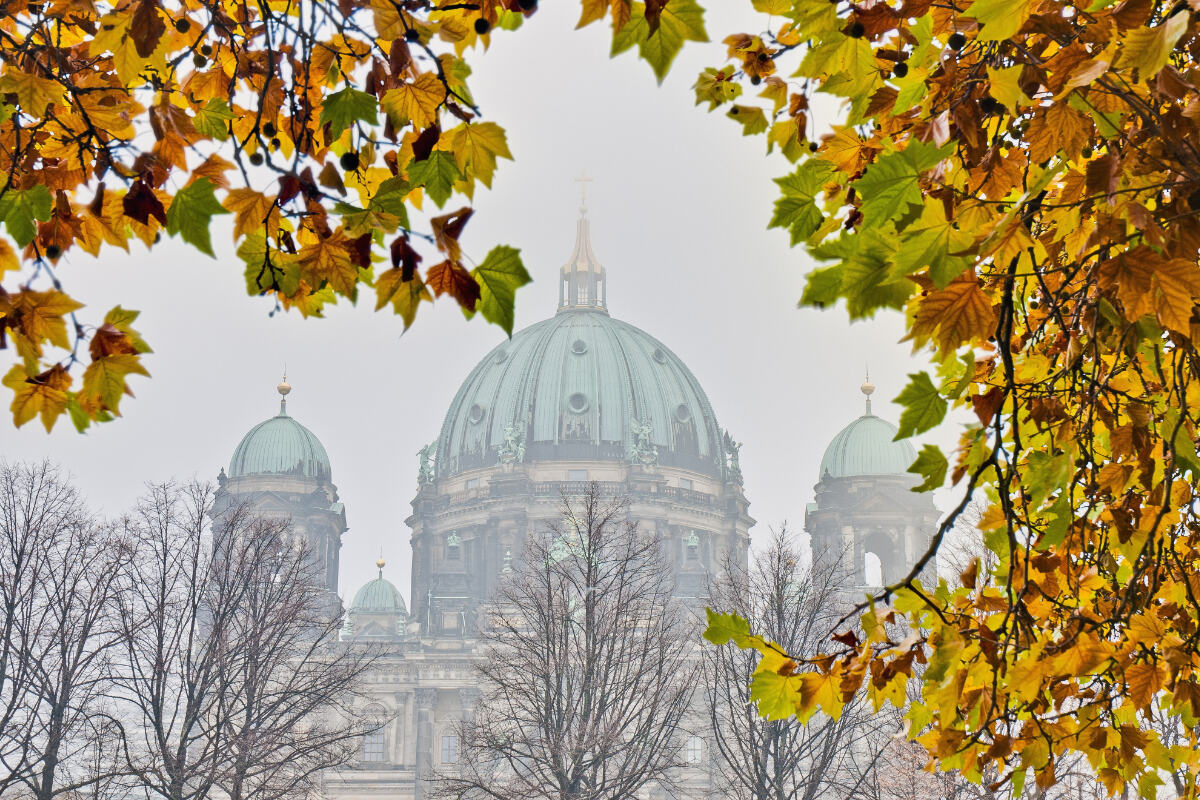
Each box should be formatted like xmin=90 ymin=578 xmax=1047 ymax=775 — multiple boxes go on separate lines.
xmin=229 ymin=400 xmax=331 ymax=481
xmin=818 ymin=413 xmax=916 ymax=479
xmin=351 ymin=575 xmax=407 ymax=616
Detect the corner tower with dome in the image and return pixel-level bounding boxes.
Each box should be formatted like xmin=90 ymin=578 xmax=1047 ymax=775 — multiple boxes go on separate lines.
xmin=805 ymin=378 xmax=939 ymax=587
xmin=216 ymin=376 xmax=346 ymax=602
xmin=406 ymin=206 xmax=754 ymax=636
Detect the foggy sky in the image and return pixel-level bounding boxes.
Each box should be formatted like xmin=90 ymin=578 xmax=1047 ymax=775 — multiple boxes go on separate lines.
xmin=1 ymin=0 xmax=962 ymax=602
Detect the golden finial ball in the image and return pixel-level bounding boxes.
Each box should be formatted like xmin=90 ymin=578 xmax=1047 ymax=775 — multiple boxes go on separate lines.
xmin=376 ymin=557 xmax=387 ymax=569
xmin=861 ymin=379 xmax=876 ymax=396
xmin=277 ymin=377 xmax=292 ymax=397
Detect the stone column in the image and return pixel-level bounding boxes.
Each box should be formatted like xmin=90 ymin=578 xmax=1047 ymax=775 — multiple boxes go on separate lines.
xmin=413 ymin=687 xmax=438 ymax=800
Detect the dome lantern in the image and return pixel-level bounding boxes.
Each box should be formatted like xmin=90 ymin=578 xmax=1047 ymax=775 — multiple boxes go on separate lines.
xmin=817 ymin=380 xmax=915 ymax=480
xmin=558 ymin=173 xmax=607 ymax=313
xmin=228 ymin=378 xmax=332 ymax=481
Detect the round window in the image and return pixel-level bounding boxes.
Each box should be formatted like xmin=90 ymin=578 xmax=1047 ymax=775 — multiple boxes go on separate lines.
xmin=495 ymin=349 xmax=508 ymax=364
xmin=571 ymin=339 xmax=588 ymax=355
xmin=568 ymin=393 xmax=589 ymax=413
xmin=467 ymin=403 xmax=486 ymax=424
xmin=674 ymin=404 xmax=691 ymax=423
xmin=652 ymin=348 xmax=667 ymax=364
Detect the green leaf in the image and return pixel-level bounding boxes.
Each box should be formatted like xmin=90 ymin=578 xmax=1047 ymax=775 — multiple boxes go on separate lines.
xmin=694 ymin=66 xmax=741 ymax=109
xmin=770 ymin=160 xmax=833 ymax=245
xmin=192 ymin=98 xmax=235 ymax=140
xmin=611 ymin=0 xmax=708 ymax=83
xmin=908 ymin=444 xmax=948 ymax=492
xmin=407 ymin=151 xmax=460 ymax=208
xmin=369 ymin=176 xmax=412 ymax=229
xmin=855 ymin=141 xmax=952 ymax=226
xmin=894 ymin=372 xmax=947 ymax=439
xmin=896 ymin=202 xmax=975 ymax=287
xmin=748 ymin=670 xmax=799 ymax=720
xmin=0 ymin=185 xmax=52 ymax=247
xmin=321 ymin=86 xmax=380 ymax=142
xmin=471 ymin=245 xmax=531 ymax=335
xmin=727 ymin=105 xmax=768 ymax=135
xmin=166 ymin=178 xmax=229 ymax=257
xmin=810 ymin=227 xmax=909 ymax=318
xmin=703 ymin=608 xmax=753 ymax=646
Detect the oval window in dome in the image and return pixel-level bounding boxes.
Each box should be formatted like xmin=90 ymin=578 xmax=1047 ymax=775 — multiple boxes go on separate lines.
xmin=567 ymin=393 xmax=589 ymax=414
xmin=571 ymin=339 xmax=588 ymax=355
xmin=495 ymin=349 xmax=508 ymax=364
xmin=674 ymin=404 xmax=691 ymax=423
xmin=467 ymin=403 xmax=486 ymax=424
xmin=652 ymin=348 xmax=667 ymax=364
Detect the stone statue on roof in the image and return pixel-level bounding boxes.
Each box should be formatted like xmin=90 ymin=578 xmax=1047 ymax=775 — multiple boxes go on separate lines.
xmin=629 ymin=418 xmax=658 ymax=466
xmin=417 ymin=442 xmax=436 ymax=485
xmin=724 ymin=430 xmax=743 ymax=486
xmin=498 ymin=423 xmax=525 ymax=465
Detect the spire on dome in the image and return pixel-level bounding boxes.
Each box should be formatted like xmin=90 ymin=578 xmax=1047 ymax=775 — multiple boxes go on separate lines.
xmin=558 ymin=172 xmax=607 ymax=313
xmin=860 ymin=370 xmax=875 ymax=416
xmin=277 ymin=370 xmax=291 ymax=416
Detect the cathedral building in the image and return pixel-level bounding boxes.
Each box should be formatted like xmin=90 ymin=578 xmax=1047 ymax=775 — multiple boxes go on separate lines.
xmin=214 ymin=208 xmax=938 ymax=800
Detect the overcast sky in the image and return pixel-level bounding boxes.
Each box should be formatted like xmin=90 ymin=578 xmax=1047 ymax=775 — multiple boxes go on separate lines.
xmin=2 ymin=1 xmax=962 ymax=602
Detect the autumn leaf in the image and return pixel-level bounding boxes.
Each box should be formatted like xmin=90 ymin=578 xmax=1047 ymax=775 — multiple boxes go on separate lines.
xmin=381 ymin=74 xmax=447 ymax=130
xmin=427 ymin=259 xmax=481 ymax=312
xmin=611 ymin=0 xmax=709 ymax=82
xmin=1117 ymin=11 xmax=1190 ymax=82
xmin=0 ymin=186 xmax=53 ymax=248
xmin=165 ymin=179 xmax=229 ymax=257
xmin=907 ymin=275 xmax=997 ymax=357
xmin=296 ymin=234 xmax=359 ymax=299
xmin=322 ymin=87 xmax=380 ymax=142
xmin=3 ymin=363 xmax=70 ymax=431
xmin=81 ymin=354 xmax=149 ymax=415
xmin=894 ymin=372 xmax=947 ymax=440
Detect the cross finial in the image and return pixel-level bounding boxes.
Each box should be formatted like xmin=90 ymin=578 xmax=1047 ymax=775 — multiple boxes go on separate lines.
xmin=574 ymin=171 xmax=593 ymax=214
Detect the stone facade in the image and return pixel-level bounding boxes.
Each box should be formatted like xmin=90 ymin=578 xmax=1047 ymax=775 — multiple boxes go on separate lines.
xmin=217 ymin=219 xmax=937 ymax=800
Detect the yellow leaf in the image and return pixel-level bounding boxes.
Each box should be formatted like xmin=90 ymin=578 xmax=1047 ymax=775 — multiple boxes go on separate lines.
xmin=819 ymin=126 xmax=880 ymax=174
xmin=8 ymin=289 xmax=84 ymax=353
xmin=1117 ymin=11 xmax=1189 ymax=82
xmin=81 ymin=354 xmax=148 ymax=415
xmin=987 ymin=66 xmax=1029 ymax=111
xmin=375 ymin=269 xmax=432 ymax=330
xmin=1150 ymin=258 xmax=1200 ymax=333
xmin=0 ymin=238 xmax=18 ymax=276
xmin=381 ymin=73 xmax=446 ymax=130
xmin=2 ymin=364 xmax=70 ymax=431
xmin=446 ymin=122 xmax=512 ymax=188
xmin=0 ymin=66 xmax=65 ymax=116
xmin=1027 ymin=102 xmax=1090 ymax=162
xmin=295 ymin=233 xmax=359 ymax=298
xmin=224 ymin=189 xmax=280 ymax=240
xmin=907 ymin=275 xmax=997 ymax=357
xmin=90 ymin=11 xmax=168 ymax=87
xmin=1126 ymin=661 xmax=1167 ymax=708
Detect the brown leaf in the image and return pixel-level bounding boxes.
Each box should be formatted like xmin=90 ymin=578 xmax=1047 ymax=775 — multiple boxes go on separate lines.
xmin=426 ymin=259 xmax=480 ymax=311
xmin=89 ymin=323 xmax=139 ymax=360
xmin=431 ymin=207 xmax=473 ymax=261
xmin=411 ymin=124 xmax=441 ymax=162
xmin=130 ymin=0 xmax=166 ymax=58
xmin=972 ymin=387 xmax=1003 ymax=426
xmin=318 ymin=162 xmax=346 ymax=195
xmin=121 ymin=179 xmax=166 ymax=226
xmin=644 ymin=0 xmax=667 ymax=35
xmin=390 ymin=235 xmax=422 ymax=281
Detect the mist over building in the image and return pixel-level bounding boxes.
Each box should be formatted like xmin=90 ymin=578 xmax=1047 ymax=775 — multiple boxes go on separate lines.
xmin=214 ymin=208 xmax=937 ymax=799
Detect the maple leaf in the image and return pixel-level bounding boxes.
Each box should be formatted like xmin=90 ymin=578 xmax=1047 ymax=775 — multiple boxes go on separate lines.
xmin=894 ymin=372 xmax=947 ymax=440
xmin=1117 ymin=11 xmax=1190 ymax=82
xmin=8 ymin=289 xmax=83 ymax=353
xmin=472 ymin=246 xmax=530 ymax=335
xmin=166 ymin=179 xmax=229 ymax=257
xmin=427 ymin=259 xmax=481 ymax=312
xmin=322 ymin=87 xmax=379 ymax=142
xmin=295 ymin=233 xmax=359 ymax=299
xmin=611 ymin=0 xmax=708 ymax=82
xmin=855 ymin=141 xmax=952 ymax=225
xmin=375 ymin=269 xmax=432 ymax=330
xmin=907 ymin=275 xmax=997 ymax=357
xmin=407 ymin=151 xmax=461 ymax=207
xmin=81 ymin=353 xmax=149 ymax=415
xmin=224 ymin=189 xmax=280 ymax=240
xmin=0 ymin=67 xmax=65 ymax=117
xmin=446 ymin=122 xmax=512 ymax=188
xmin=381 ymin=74 xmax=447 ymax=130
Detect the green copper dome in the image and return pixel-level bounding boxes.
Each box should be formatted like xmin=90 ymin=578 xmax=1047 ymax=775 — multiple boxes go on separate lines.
xmin=435 ymin=309 xmax=725 ymax=479
xmin=818 ymin=401 xmax=916 ymax=479
xmin=351 ymin=574 xmax=407 ymax=616
xmin=229 ymin=391 xmax=332 ymax=481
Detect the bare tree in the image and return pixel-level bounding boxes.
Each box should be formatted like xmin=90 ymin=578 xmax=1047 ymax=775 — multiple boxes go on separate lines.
xmin=212 ymin=512 xmax=373 ymax=800
xmin=436 ymin=485 xmax=694 ymax=800
xmin=704 ymin=526 xmax=895 ymax=800
xmin=0 ymin=461 xmax=127 ymax=800
xmin=114 ymin=482 xmax=369 ymax=800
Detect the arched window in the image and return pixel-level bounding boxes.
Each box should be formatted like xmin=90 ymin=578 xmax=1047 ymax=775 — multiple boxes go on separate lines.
xmin=441 ymin=734 xmax=459 ymax=764
xmin=361 ymin=728 xmax=386 ymax=762
xmin=685 ymin=735 xmax=704 ymax=764
xmin=863 ymin=551 xmax=883 ymax=586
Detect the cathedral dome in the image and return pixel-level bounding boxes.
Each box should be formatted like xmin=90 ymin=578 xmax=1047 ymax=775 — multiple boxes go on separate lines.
xmin=229 ymin=382 xmax=332 ymax=480
xmin=434 ymin=214 xmax=726 ymax=480
xmin=435 ymin=309 xmax=725 ymax=479
xmin=351 ymin=574 xmax=408 ymax=616
xmin=818 ymin=380 xmax=915 ymax=479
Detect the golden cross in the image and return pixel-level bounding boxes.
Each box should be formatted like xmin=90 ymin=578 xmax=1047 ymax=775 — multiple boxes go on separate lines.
xmin=573 ymin=171 xmax=593 ymax=206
